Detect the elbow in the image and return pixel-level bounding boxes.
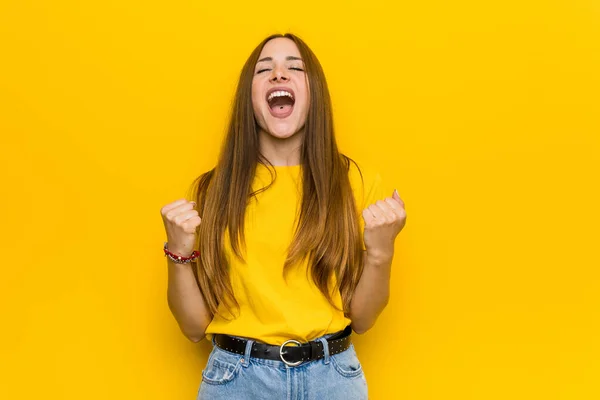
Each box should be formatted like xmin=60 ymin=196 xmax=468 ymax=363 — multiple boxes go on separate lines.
xmin=181 ymin=325 xmax=208 ymax=343
xmin=351 ymin=322 xmax=373 ymax=335
xmin=186 ymin=334 xmax=206 ymax=343
xmin=352 ymin=326 xmax=367 ymax=335
xmin=350 ymin=298 xmax=389 ymax=335
xmin=183 ymin=328 xmax=206 ymax=343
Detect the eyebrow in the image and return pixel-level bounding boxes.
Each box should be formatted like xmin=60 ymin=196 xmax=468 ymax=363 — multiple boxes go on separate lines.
xmin=257 ymin=56 xmax=303 ymax=63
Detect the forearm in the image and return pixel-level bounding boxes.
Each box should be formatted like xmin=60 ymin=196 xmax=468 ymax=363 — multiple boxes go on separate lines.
xmin=349 ymin=249 xmax=393 ymax=334
xmin=167 ymin=259 xmax=212 ymax=342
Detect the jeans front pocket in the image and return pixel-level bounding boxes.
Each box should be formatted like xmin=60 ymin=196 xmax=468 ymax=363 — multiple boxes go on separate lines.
xmin=202 ymin=346 xmax=244 ymax=385
xmin=330 ymin=344 xmax=364 ymax=378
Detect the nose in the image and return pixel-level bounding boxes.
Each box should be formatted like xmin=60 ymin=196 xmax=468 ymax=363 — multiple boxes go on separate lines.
xmin=270 ymin=66 xmax=289 ymax=82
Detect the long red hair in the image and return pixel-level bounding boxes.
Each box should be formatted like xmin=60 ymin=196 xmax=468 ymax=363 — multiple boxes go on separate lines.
xmin=188 ymin=33 xmax=365 ymax=320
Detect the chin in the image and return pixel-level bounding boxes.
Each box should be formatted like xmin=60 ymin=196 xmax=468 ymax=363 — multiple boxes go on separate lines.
xmin=267 ymin=128 xmax=297 ymax=139
xmin=262 ymin=119 xmax=303 ymax=139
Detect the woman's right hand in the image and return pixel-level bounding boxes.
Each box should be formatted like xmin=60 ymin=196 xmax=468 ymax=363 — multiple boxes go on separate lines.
xmin=160 ymin=199 xmax=201 ymax=257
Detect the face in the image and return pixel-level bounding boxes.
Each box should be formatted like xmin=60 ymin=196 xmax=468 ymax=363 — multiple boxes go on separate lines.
xmin=252 ymin=38 xmax=309 ymax=140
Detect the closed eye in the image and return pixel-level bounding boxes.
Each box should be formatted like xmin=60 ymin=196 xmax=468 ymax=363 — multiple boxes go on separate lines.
xmin=255 ymin=67 xmax=304 ymax=74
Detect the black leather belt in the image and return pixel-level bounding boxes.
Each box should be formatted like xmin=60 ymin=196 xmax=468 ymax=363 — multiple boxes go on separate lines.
xmin=213 ymin=325 xmax=353 ymax=367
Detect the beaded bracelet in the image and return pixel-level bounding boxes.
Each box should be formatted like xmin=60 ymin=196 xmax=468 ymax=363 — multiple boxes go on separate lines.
xmin=163 ymin=242 xmax=200 ymax=264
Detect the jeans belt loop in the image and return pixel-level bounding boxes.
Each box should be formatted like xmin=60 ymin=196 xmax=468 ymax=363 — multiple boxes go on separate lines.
xmin=242 ymin=338 xmax=253 ymax=368
xmin=316 ymin=337 xmax=330 ymax=365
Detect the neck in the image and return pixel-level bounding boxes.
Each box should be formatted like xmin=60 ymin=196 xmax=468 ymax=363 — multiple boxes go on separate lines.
xmin=258 ymin=128 xmax=304 ymax=166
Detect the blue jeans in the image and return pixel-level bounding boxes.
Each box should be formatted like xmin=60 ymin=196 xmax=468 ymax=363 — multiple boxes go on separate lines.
xmin=197 ymin=333 xmax=369 ymax=399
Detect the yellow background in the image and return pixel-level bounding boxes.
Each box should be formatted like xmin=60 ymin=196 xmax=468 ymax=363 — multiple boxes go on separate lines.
xmin=1 ymin=0 xmax=599 ymax=399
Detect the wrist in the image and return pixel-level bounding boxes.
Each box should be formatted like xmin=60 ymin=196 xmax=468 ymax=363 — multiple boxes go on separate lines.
xmin=164 ymin=242 xmax=199 ymax=264
xmin=168 ymin=247 xmax=193 ymax=257
xmin=365 ymin=247 xmax=394 ymax=265
xmin=164 ymin=241 xmax=192 ymax=256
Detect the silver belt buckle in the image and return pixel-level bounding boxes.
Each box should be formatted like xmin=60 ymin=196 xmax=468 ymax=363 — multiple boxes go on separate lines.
xmin=279 ymin=339 xmax=303 ymax=367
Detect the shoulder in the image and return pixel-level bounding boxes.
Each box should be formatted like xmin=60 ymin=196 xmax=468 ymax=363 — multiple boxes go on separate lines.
xmin=344 ymin=156 xmax=385 ymax=209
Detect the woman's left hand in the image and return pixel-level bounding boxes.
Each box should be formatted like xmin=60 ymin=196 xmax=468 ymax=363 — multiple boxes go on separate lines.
xmin=362 ymin=189 xmax=407 ymax=259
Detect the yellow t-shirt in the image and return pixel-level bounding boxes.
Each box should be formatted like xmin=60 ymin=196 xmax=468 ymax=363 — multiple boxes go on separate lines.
xmin=203 ymin=161 xmax=386 ymax=345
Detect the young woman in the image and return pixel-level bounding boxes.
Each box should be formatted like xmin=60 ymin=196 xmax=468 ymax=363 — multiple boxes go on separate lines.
xmin=160 ymin=33 xmax=406 ymax=399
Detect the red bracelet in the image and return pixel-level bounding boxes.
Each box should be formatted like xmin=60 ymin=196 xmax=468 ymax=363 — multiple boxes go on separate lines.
xmin=163 ymin=242 xmax=200 ymax=264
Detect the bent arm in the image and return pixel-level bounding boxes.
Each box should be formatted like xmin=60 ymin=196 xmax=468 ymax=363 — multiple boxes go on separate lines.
xmin=167 ymin=259 xmax=212 ymax=342
xmin=349 ymin=250 xmax=393 ymax=334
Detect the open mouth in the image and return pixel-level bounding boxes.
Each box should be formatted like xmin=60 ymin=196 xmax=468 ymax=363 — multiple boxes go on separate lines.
xmin=266 ymin=88 xmax=295 ymax=119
